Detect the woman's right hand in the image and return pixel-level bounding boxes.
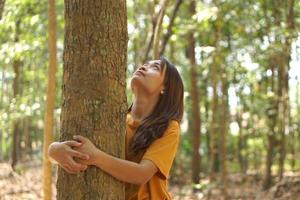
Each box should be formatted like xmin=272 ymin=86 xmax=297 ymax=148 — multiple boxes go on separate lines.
xmin=48 ymin=141 xmax=90 ymax=174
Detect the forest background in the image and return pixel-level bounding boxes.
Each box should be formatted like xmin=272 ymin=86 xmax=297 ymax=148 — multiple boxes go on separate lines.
xmin=0 ymin=0 xmax=300 ymax=199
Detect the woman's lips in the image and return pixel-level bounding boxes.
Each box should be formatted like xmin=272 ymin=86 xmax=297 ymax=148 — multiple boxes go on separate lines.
xmin=135 ymin=70 xmax=145 ymax=77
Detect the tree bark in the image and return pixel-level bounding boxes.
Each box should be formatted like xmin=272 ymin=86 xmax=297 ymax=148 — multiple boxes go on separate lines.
xmin=277 ymin=51 xmax=286 ymax=180
xmin=143 ymin=1 xmax=160 ymax=62
xmin=0 ymin=0 xmax=5 ymax=20
xmin=220 ymin=64 xmax=228 ymax=198
xmin=236 ymin=107 xmax=246 ymax=173
xmin=263 ymin=58 xmax=277 ymax=190
xmin=42 ymin=0 xmax=57 ymax=199
xmin=159 ymin=0 xmax=182 ymax=56
xmin=153 ymin=0 xmax=169 ymax=59
xmin=187 ymin=0 xmax=201 ymax=189
xmin=291 ymin=77 xmax=299 ymax=171
xmin=209 ymin=1 xmax=221 ymax=180
xmin=11 ymin=20 xmax=21 ymax=170
xmin=56 ymin=1 xmax=128 ymax=199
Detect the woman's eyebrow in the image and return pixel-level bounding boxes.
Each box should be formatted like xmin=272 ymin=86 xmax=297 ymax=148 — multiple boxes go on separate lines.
xmin=153 ymin=61 xmax=163 ymax=73
xmin=154 ymin=61 xmax=160 ymax=67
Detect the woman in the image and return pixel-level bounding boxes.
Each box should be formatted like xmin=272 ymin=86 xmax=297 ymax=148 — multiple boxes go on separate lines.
xmin=48 ymin=56 xmax=184 ymax=199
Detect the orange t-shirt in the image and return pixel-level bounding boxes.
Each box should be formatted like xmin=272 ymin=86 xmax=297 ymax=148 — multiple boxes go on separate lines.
xmin=125 ymin=113 xmax=180 ymax=200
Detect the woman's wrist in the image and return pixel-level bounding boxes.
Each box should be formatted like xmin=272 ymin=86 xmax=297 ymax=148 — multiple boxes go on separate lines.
xmin=91 ymin=148 xmax=103 ymax=166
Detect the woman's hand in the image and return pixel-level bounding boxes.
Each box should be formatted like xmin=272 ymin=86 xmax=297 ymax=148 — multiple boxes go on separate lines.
xmin=48 ymin=141 xmax=90 ymax=174
xmin=72 ymin=135 xmax=100 ymax=166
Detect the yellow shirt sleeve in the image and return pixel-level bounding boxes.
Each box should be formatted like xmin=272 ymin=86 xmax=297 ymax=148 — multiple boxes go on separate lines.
xmin=142 ymin=120 xmax=180 ymax=180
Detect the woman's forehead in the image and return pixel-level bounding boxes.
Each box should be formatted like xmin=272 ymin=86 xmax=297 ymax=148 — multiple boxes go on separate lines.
xmin=146 ymin=60 xmax=159 ymax=64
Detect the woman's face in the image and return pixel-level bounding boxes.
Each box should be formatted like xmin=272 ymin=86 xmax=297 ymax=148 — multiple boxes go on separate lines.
xmin=130 ymin=60 xmax=166 ymax=96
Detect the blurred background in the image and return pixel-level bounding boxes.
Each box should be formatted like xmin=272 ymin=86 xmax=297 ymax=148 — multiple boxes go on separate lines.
xmin=0 ymin=0 xmax=299 ymax=199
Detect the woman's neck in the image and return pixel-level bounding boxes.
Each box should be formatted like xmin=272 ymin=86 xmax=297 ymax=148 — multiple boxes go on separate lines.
xmin=131 ymin=95 xmax=159 ymax=122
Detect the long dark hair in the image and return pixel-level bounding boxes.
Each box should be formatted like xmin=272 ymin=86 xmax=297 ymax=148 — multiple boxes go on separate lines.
xmin=129 ymin=56 xmax=184 ymax=155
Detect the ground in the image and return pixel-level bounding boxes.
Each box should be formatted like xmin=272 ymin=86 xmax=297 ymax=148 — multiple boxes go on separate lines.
xmin=0 ymin=162 xmax=299 ymax=200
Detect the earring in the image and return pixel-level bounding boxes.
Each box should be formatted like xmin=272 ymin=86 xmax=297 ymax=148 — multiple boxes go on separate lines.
xmin=160 ymin=90 xmax=165 ymax=95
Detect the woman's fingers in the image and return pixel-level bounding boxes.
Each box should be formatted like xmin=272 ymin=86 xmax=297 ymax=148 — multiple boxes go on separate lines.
xmin=73 ymin=135 xmax=87 ymax=143
xmin=69 ymin=158 xmax=87 ymax=171
xmin=63 ymin=140 xmax=82 ymax=147
xmin=61 ymin=164 xmax=77 ymax=174
xmin=68 ymin=149 xmax=89 ymax=160
xmin=61 ymin=159 xmax=87 ymax=173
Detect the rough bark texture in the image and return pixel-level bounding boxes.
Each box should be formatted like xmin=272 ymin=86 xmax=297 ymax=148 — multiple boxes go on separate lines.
xmin=187 ymin=0 xmax=201 ymax=188
xmin=56 ymin=1 xmax=128 ymax=199
xmin=42 ymin=0 xmax=57 ymax=199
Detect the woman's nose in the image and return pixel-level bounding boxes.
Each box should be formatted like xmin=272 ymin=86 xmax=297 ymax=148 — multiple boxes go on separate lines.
xmin=138 ymin=66 xmax=146 ymax=71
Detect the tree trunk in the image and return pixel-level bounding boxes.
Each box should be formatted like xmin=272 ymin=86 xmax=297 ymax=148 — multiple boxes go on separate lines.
xmin=11 ymin=121 xmax=19 ymax=169
xmin=209 ymin=3 xmax=221 ymax=180
xmin=143 ymin=1 xmax=160 ymax=62
xmin=204 ymin=82 xmax=210 ymax=173
xmin=11 ymin=54 xmax=21 ymax=170
xmin=277 ymin=51 xmax=286 ymax=181
xmin=24 ymin=116 xmax=31 ymax=155
xmin=159 ymin=0 xmax=182 ymax=56
xmin=220 ymin=64 xmax=228 ymax=198
xmin=153 ymin=0 xmax=169 ymax=59
xmin=42 ymin=0 xmax=57 ymax=199
xmin=236 ymin=108 xmax=246 ymax=173
xmin=291 ymin=77 xmax=299 ymax=171
xmin=0 ymin=0 xmax=5 ymax=19
xmin=56 ymin=1 xmax=128 ymax=199
xmin=187 ymin=0 xmax=201 ymax=189
xmin=263 ymin=59 xmax=277 ymax=190
xmin=277 ymin=0 xmax=295 ymax=179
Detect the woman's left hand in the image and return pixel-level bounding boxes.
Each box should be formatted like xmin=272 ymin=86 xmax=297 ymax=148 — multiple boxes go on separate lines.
xmin=72 ymin=135 xmax=100 ymax=166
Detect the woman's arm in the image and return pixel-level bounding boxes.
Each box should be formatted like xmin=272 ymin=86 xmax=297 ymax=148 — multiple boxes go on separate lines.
xmin=48 ymin=141 xmax=90 ymax=174
xmin=73 ymin=135 xmax=158 ymax=185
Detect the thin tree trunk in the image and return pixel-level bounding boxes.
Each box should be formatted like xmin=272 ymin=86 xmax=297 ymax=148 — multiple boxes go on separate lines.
xmin=11 ymin=31 xmax=21 ymax=169
xmin=209 ymin=2 xmax=221 ymax=180
xmin=11 ymin=121 xmax=19 ymax=169
xmin=204 ymin=83 xmax=210 ymax=173
xmin=277 ymin=0 xmax=294 ymax=179
xmin=277 ymin=51 xmax=287 ymax=180
xmin=236 ymin=108 xmax=246 ymax=173
xmin=143 ymin=1 xmax=160 ymax=62
xmin=209 ymin=56 xmax=219 ymax=181
xmin=187 ymin=0 xmax=201 ymax=189
xmin=42 ymin=0 xmax=57 ymax=199
xmin=263 ymin=59 xmax=277 ymax=190
xmin=291 ymin=77 xmax=299 ymax=171
xmin=0 ymin=0 xmax=5 ymax=19
xmin=56 ymin=1 xmax=128 ymax=199
xmin=153 ymin=0 xmax=169 ymax=59
xmin=220 ymin=64 xmax=228 ymax=198
xmin=159 ymin=0 xmax=182 ymax=56
xmin=24 ymin=116 xmax=31 ymax=155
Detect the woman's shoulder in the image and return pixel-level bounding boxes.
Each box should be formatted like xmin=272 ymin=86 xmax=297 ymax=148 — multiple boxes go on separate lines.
xmin=164 ymin=119 xmax=180 ymax=135
xmin=168 ymin=119 xmax=179 ymax=127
